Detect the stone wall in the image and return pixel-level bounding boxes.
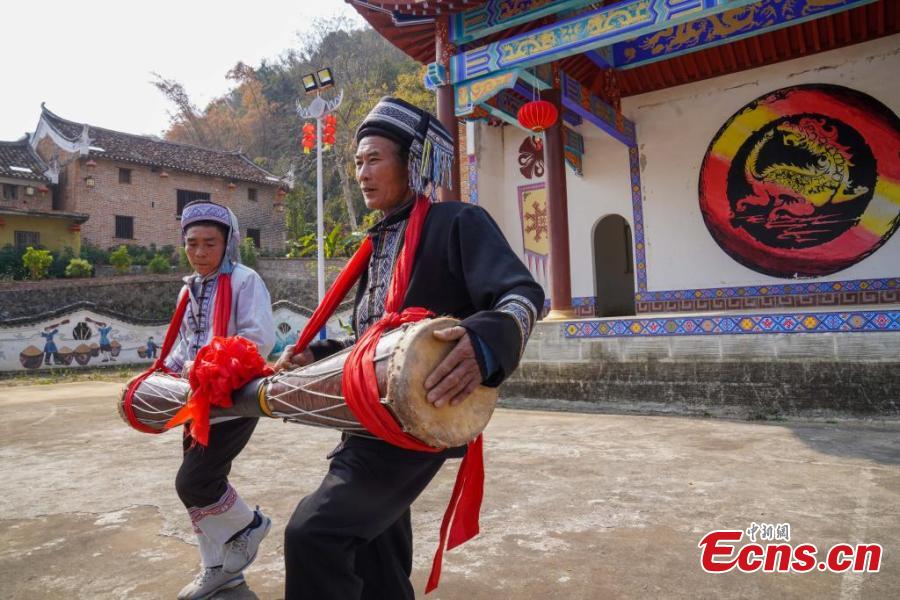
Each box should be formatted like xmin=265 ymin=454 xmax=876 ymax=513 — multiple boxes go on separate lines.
xmin=0 ymin=274 xmax=185 ymax=323
xmin=0 ymin=258 xmax=350 ymax=323
xmin=256 ymin=257 xmax=349 ymax=311
xmin=503 ymin=322 xmax=900 ymax=417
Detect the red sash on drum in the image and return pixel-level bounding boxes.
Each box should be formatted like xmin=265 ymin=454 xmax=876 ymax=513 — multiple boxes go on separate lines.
xmin=291 ymin=197 xmax=485 ymax=594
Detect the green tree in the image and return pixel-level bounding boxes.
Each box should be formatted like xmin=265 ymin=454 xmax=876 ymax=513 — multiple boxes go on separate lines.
xmin=79 ymin=241 xmax=109 ymax=265
xmin=22 ymin=247 xmax=53 ymax=280
xmin=178 ymin=247 xmax=191 ymax=271
xmin=147 ymin=254 xmax=172 ymax=274
xmin=0 ymin=244 xmax=27 ymax=280
xmin=65 ymin=258 xmax=93 ymax=278
xmin=109 ymin=245 xmax=133 ymax=275
xmin=49 ymin=247 xmax=76 ymax=278
xmin=240 ymin=237 xmax=259 ymax=268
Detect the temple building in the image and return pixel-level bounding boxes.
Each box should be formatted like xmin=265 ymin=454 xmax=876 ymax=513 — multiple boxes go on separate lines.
xmin=349 ymin=0 xmax=899 ymax=413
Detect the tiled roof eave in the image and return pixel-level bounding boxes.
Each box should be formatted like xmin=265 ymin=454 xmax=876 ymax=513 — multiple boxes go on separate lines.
xmin=87 ymin=152 xmax=282 ymax=186
xmin=0 ymin=207 xmax=90 ymax=223
xmin=0 ymin=171 xmax=51 ymax=184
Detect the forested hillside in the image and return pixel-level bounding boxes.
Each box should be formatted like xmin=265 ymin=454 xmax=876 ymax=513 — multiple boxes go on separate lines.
xmin=154 ymin=17 xmax=434 ymax=252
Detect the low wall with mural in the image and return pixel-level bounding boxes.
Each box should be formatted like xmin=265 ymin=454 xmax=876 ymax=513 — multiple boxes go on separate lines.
xmin=0 ymin=300 xmax=351 ymax=374
xmin=0 ymin=257 xmax=358 ymax=373
xmin=503 ymin=311 xmax=900 ymax=417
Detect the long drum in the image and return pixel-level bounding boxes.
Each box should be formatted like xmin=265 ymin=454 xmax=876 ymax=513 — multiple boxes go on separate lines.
xmin=118 ymin=317 xmax=497 ymax=448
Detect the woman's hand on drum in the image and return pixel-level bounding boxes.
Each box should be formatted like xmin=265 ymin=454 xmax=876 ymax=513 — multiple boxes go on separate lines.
xmin=273 ymin=345 xmax=314 ymax=372
xmin=424 ymin=326 xmax=481 ymax=408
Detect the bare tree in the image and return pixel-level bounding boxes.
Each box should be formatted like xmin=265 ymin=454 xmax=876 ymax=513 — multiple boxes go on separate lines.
xmin=151 ymin=72 xmax=209 ymax=146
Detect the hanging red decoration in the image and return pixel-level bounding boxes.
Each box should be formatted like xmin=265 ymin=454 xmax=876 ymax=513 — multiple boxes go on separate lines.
xmin=302 ymin=122 xmax=316 ymax=155
xmin=227 ymin=182 xmax=236 ymax=190
xmin=516 ymin=100 xmax=558 ymax=133
xmin=322 ymin=114 xmax=337 ymax=150
xmin=85 ymin=159 xmax=97 ymax=168
xmin=276 ymin=188 xmax=287 ymax=199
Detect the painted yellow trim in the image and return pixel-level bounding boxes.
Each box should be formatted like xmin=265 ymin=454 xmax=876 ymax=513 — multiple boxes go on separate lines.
xmin=258 ymin=382 xmax=273 ymax=417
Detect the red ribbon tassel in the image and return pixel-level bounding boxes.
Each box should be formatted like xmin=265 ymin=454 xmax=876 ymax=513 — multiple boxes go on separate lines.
xmin=291 ymin=198 xmax=486 ymax=594
xmin=166 ymin=335 xmax=273 ymax=446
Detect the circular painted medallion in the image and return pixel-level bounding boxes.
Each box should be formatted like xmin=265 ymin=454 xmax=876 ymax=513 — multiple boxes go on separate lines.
xmin=699 ymin=84 xmax=900 ymax=277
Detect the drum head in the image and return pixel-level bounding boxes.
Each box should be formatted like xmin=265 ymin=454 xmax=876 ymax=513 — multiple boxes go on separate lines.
xmin=386 ymin=317 xmax=497 ymax=448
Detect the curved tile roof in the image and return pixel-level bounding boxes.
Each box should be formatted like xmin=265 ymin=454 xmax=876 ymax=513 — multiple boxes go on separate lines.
xmin=40 ymin=106 xmax=284 ymax=187
xmin=0 ymin=138 xmax=50 ymax=183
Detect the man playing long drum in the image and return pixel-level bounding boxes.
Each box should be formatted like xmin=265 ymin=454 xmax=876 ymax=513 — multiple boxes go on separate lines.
xmin=274 ymin=97 xmax=544 ymax=599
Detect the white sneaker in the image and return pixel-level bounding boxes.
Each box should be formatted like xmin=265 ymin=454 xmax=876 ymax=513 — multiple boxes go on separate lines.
xmin=177 ymin=566 xmax=244 ymax=600
xmin=222 ymin=508 xmax=272 ymax=574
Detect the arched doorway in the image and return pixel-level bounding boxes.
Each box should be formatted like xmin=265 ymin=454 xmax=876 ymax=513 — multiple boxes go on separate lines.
xmin=593 ymin=214 xmax=636 ymax=317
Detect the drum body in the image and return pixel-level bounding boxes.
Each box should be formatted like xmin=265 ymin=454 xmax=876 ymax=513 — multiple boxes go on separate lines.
xmin=118 ymin=317 xmax=496 ymax=448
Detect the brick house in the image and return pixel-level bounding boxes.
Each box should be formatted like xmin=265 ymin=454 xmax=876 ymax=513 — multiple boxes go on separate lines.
xmin=0 ymin=137 xmax=87 ymax=253
xmin=30 ymin=105 xmax=287 ymax=253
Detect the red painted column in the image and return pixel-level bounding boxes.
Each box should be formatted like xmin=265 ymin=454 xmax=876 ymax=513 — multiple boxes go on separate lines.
xmin=435 ymin=15 xmax=461 ymax=202
xmin=540 ymin=84 xmax=574 ymax=318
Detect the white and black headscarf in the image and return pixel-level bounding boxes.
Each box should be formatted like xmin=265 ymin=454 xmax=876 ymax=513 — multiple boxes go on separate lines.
xmin=356 ymin=97 xmax=455 ymax=200
xmin=180 ymin=200 xmax=241 ymax=275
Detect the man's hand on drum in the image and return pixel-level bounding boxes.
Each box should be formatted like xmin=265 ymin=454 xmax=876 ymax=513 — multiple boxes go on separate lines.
xmin=273 ymin=345 xmax=314 ymax=372
xmin=425 ymin=326 xmax=481 ymax=408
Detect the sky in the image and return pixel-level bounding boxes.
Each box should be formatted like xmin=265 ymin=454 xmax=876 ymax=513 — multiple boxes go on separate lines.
xmin=1 ymin=0 xmax=364 ymax=140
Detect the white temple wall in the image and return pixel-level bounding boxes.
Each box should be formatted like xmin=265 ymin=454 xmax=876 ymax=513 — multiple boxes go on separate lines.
xmin=475 ymin=34 xmax=900 ymax=302
xmin=623 ymin=34 xmax=900 ymax=291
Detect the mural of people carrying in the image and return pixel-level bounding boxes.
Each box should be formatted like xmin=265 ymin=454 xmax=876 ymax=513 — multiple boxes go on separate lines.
xmin=85 ymin=317 xmax=119 ymax=362
xmin=39 ymin=320 xmax=69 ymax=366
xmin=3 ymin=309 xmax=163 ymax=371
xmin=1 ymin=303 xmax=351 ymax=374
xmin=700 ymin=84 xmax=900 ymax=278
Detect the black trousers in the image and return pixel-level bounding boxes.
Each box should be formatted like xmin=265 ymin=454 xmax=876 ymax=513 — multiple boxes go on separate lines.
xmin=175 ymin=417 xmax=258 ymax=508
xmin=283 ymin=435 xmax=447 ymax=600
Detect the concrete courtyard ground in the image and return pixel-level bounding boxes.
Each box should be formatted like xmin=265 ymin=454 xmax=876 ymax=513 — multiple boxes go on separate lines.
xmin=1 ymin=381 xmax=898 ymax=599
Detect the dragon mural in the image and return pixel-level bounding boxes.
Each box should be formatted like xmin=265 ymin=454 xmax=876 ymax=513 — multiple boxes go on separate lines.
xmin=699 ymin=85 xmax=900 ymax=278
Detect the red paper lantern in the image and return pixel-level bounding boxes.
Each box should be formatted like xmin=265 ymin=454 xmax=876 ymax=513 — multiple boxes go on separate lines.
xmin=276 ymin=188 xmax=287 ymax=199
xmin=517 ymin=100 xmax=558 ymax=132
xmin=302 ymin=122 xmax=316 ymax=155
xmin=322 ymin=114 xmax=337 ymax=150
xmin=227 ymin=182 xmax=236 ymax=190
